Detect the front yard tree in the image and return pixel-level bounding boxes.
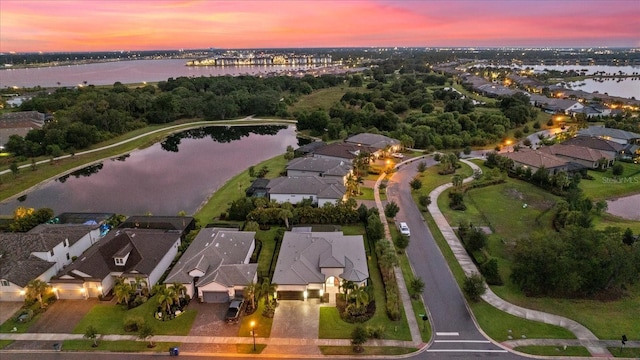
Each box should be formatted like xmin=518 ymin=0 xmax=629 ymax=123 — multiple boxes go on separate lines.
xmin=394 ymin=233 xmax=409 ymax=253
xmin=409 ymin=177 xmax=422 ymax=190
xmin=244 ymin=282 xmax=259 ymax=311
xmin=351 ymin=325 xmax=368 ymax=353
xmin=384 ymin=201 xmax=400 ymax=218
xmin=138 ymin=323 xmax=155 ymax=348
xmin=114 ymin=278 xmax=134 ymax=308
xmin=25 ymin=279 xmax=50 ymax=309
xmin=409 ymin=277 xmax=425 ymax=299
xmin=417 ymin=161 xmax=427 ymax=173
xmin=156 ymin=285 xmax=178 ymax=317
xmin=463 ymin=273 xmax=486 ymax=302
xmin=84 ymin=325 xmax=99 ymax=347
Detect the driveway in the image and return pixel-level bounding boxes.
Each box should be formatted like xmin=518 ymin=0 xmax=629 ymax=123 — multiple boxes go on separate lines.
xmin=0 ymin=302 xmax=23 ymax=325
xmin=178 ymin=301 xmax=241 ymax=354
xmin=270 ymin=299 xmax=321 ymax=339
xmin=4 ymin=299 xmax=99 ymax=351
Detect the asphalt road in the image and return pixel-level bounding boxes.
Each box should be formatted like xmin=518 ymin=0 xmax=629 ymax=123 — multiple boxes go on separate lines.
xmin=387 ymin=158 xmax=523 ymax=358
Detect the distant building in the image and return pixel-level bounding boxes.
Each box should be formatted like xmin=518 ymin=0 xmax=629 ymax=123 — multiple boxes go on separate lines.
xmin=0 ymin=111 xmax=45 ymax=147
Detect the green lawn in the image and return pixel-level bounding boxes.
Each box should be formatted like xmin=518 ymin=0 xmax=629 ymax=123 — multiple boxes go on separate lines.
xmin=318 ymin=227 xmax=411 ymax=341
xmin=399 ymin=253 xmax=432 ymax=342
xmin=239 ymin=300 xmax=274 ymax=338
xmin=194 ymin=154 xmax=288 ymax=225
xmin=73 ymin=296 xmax=196 ymax=335
xmin=514 ymin=345 xmax=590 ymax=357
xmin=470 ymin=301 xmax=575 ymax=341
xmin=609 ymin=347 xmax=640 ymax=358
xmin=0 ymin=340 xmax=13 ymax=349
xmin=579 ymin=162 xmax=640 ymax=200
xmin=355 ymin=187 xmax=375 ymax=201
xmin=62 ymin=340 xmax=181 ymax=352
xmin=255 ymin=227 xmax=281 ymax=279
xmin=288 ymin=86 xmax=366 ymax=113
xmin=319 ymin=346 xmax=416 ymax=356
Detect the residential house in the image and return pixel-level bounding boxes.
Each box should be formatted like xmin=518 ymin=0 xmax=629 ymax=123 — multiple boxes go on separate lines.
xmin=539 ymin=144 xmax=616 ymax=169
xmin=286 ymin=157 xmax=353 ymax=185
xmin=267 ymin=176 xmax=347 ymax=206
xmin=577 ymin=126 xmax=640 ymax=145
xmin=0 ymin=224 xmax=101 ymax=302
xmin=272 ymin=231 xmax=369 ymax=302
xmin=164 ymin=228 xmax=257 ymax=303
xmin=294 ymin=141 xmax=326 ymax=158
xmin=529 ymin=96 xmax=584 ymax=114
xmin=498 ymin=149 xmax=574 ymax=175
xmin=0 ymin=111 xmax=45 ymax=147
xmin=344 ymin=133 xmax=401 ymax=153
xmin=561 ymin=136 xmax=624 ymax=159
xmin=245 ymin=178 xmax=270 ymax=197
xmin=49 ymin=228 xmax=181 ymax=299
xmin=311 ymin=142 xmax=378 ymax=162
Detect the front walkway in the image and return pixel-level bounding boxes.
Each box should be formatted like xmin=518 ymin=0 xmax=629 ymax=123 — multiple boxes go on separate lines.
xmin=427 ymin=158 xmax=611 ymax=357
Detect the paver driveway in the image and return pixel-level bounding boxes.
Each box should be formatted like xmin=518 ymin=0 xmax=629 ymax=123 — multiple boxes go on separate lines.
xmin=270 ymin=299 xmax=321 ymax=339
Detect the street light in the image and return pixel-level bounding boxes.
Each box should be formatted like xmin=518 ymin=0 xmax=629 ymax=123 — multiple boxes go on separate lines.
xmin=250 ymin=321 xmax=256 ymax=351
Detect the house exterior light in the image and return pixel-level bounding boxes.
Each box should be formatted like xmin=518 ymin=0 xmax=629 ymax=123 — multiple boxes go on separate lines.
xmin=303 ymin=290 xmax=308 ymax=300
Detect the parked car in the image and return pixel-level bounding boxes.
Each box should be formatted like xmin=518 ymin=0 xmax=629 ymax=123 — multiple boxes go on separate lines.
xmin=391 ymin=153 xmax=404 ymax=159
xmin=398 ymin=222 xmax=410 ymax=237
xmin=225 ymin=298 xmax=245 ymax=323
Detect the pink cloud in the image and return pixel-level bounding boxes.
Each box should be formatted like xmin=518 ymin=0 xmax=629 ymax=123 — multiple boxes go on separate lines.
xmin=1 ymin=0 xmax=638 ymax=52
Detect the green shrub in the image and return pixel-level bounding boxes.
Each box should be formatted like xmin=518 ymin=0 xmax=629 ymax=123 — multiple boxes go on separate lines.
xmin=124 ymin=316 xmax=145 ymax=332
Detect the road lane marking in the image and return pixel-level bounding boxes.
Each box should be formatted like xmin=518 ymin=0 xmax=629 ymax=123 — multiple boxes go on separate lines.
xmin=434 ymin=340 xmax=491 ymax=343
xmin=435 ymin=332 xmax=459 ymax=336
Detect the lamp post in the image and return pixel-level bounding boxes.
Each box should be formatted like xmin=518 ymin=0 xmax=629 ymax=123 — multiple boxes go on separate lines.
xmin=251 ymin=321 xmax=256 ymax=351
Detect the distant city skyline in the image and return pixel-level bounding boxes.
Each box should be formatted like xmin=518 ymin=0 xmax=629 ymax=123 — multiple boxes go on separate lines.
xmin=1 ymin=0 xmax=639 ymax=53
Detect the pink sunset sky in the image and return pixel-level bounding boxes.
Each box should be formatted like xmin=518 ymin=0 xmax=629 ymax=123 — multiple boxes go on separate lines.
xmin=1 ymin=0 xmax=639 ymax=52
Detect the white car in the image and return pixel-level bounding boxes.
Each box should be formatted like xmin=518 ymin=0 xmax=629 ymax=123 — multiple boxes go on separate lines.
xmin=398 ymin=222 xmax=410 ymax=237
xmin=391 ymin=153 xmax=404 ymax=159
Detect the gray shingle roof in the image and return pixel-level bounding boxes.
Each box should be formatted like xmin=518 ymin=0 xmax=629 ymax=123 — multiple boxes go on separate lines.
xmin=272 ymin=231 xmax=369 ymax=286
xmin=563 ymin=136 xmax=624 ymax=153
xmin=286 ymin=157 xmax=352 ymax=177
xmin=164 ymin=229 xmax=256 ymax=288
xmin=267 ymin=176 xmax=346 ymax=199
xmin=577 ymin=126 xmax=640 ymax=142
xmin=0 ymin=224 xmax=98 ymax=287
xmin=539 ymin=144 xmax=615 ymax=162
xmin=311 ymin=142 xmax=377 ymax=160
xmin=345 ymin=133 xmax=400 ymax=150
xmin=55 ymin=229 xmax=180 ymax=281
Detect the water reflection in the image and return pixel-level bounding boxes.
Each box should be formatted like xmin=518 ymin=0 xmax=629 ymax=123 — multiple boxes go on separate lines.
xmin=161 ymin=125 xmax=286 ymax=152
xmin=0 ymin=125 xmax=297 ymax=216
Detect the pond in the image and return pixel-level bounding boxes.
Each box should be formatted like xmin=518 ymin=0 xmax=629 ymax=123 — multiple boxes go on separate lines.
xmin=0 ymin=125 xmax=299 ymax=216
xmin=606 ymin=193 xmax=640 ymax=221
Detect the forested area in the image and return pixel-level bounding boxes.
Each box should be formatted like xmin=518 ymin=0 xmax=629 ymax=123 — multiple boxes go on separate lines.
xmin=5 ymin=74 xmax=346 ymax=158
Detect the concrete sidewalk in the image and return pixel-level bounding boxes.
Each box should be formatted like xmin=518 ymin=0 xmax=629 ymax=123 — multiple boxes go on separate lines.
xmin=426 ymin=158 xmax=611 ymax=357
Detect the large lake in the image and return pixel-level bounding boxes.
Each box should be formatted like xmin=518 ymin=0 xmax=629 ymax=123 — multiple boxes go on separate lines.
xmin=0 ymin=125 xmax=298 ymax=216
xmin=0 ymin=59 xmax=317 ymax=88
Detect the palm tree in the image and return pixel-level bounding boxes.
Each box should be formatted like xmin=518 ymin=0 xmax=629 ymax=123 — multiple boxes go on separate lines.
xmin=25 ymin=279 xmax=50 ymax=309
xmin=113 ymin=278 xmax=134 ymax=307
xmin=243 ymin=282 xmax=259 ymax=310
xmin=352 ymin=286 xmax=370 ymax=309
xmin=260 ymin=280 xmax=278 ymax=303
xmin=156 ymin=286 xmax=178 ymax=317
xmin=341 ymin=280 xmax=356 ymax=298
xmin=171 ymin=283 xmax=187 ymax=299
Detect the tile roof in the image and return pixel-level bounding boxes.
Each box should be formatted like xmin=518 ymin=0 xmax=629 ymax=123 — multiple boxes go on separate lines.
xmin=540 ymin=144 xmax=615 ymax=162
xmin=272 ymin=231 xmax=369 ymax=286
xmin=286 ymin=157 xmax=352 ymax=177
xmin=55 ymin=229 xmax=180 ymax=281
xmin=164 ymin=228 xmax=257 ymax=289
xmin=562 ymin=136 xmax=624 ymax=153
xmin=499 ymin=149 xmax=569 ymax=169
xmin=267 ymin=176 xmax=346 ymax=199
xmin=345 ymin=133 xmax=400 ymax=150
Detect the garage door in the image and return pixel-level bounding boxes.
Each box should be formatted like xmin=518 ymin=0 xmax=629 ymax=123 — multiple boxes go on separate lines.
xmin=57 ymin=289 xmax=86 ymax=300
xmin=276 ymin=291 xmax=304 ymax=300
xmin=202 ymin=291 xmax=229 ymax=303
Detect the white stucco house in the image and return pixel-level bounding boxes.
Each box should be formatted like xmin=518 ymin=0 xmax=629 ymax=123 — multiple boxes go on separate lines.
xmin=0 ymin=224 xmax=101 ymax=302
xmin=267 ymin=176 xmax=347 ymax=207
xmin=272 ymin=231 xmax=369 ymax=302
xmin=50 ymin=228 xmax=180 ymax=299
xmin=164 ymin=228 xmax=257 ymax=303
